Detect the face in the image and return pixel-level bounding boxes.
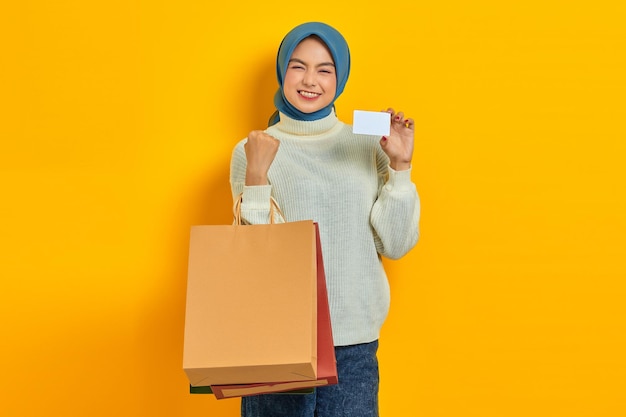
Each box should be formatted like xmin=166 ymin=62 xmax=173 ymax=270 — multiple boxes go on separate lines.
xmin=283 ymin=36 xmax=337 ymax=114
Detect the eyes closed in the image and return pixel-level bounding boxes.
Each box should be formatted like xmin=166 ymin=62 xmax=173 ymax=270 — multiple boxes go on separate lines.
xmin=288 ymin=59 xmax=335 ymax=75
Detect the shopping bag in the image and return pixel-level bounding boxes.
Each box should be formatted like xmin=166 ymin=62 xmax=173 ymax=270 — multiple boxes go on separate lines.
xmin=183 ymin=199 xmax=318 ymax=387
xmin=189 ymin=385 xmax=315 ymax=396
xmin=207 ymin=223 xmax=338 ymax=399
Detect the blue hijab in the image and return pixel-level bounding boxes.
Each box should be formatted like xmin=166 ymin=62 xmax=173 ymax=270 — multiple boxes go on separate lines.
xmin=268 ymin=22 xmax=351 ymax=126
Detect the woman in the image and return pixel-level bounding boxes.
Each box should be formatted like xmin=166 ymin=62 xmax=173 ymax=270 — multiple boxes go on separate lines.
xmin=230 ymin=21 xmax=420 ymax=417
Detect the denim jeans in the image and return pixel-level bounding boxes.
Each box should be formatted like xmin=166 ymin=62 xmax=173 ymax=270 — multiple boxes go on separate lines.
xmin=241 ymin=340 xmax=379 ymax=417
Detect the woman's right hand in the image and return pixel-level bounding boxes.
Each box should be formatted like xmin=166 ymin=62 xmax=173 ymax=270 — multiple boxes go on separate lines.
xmin=244 ymin=130 xmax=280 ymax=185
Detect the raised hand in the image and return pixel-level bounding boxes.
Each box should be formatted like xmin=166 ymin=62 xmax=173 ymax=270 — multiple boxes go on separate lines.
xmin=380 ymin=108 xmax=415 ymax=171
xmin=244 ymin=130 xmax=280 ymax=185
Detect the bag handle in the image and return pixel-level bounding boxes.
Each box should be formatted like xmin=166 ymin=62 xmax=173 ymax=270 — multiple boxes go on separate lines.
xmin=233 ymin=194 xmax=285 ymax=225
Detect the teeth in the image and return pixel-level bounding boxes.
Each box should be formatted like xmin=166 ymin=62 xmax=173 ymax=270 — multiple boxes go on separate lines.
xmin=299 ymin=91 xmax=319 ymax=98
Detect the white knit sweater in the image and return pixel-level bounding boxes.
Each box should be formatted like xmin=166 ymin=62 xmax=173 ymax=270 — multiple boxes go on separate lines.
xmin=229 ymin=111 xmax=420 ymax=346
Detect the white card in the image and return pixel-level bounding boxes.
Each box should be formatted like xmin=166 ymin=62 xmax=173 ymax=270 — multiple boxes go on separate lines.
xmin=352 ymin=110 xmax=391 ymax=136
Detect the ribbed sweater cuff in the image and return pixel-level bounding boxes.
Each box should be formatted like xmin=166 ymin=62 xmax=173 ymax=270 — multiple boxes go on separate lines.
xmin=242 ymin=185 xmax=273 ymax=209
xmin=384 ymin=165 xmax=414 ymax=192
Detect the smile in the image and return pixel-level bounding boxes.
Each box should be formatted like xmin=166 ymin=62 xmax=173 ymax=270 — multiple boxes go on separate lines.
xmin=298 ymin=90 xmax=320 ymax=99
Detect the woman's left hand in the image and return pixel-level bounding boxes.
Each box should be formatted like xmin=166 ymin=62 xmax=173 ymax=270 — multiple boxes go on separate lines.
xmin=380 ymin=108 xmax=414 ymax=171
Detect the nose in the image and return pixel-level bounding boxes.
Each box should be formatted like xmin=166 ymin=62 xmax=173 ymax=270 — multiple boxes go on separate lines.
xmin=302 ymin=69 xmax=316 ymax=87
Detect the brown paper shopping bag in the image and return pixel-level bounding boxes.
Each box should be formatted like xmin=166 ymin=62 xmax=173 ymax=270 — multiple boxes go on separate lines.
xmin=208 ymin=223 xmax=338 ymax=399
xmin=183 ymin=199 xmax=318 ymax=387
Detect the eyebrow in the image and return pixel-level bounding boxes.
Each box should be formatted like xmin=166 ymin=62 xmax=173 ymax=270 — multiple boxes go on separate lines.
xmin=288 ymin=58 xmax=335 ymax=67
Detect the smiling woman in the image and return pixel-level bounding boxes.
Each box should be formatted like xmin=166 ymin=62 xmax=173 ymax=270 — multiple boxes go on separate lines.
xmin=228 ymin=21 xmax=420 ymax=417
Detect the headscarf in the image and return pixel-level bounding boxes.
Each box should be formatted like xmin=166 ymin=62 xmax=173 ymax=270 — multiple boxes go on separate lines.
xmin=268 ymin=22 xmax=351 ymax=126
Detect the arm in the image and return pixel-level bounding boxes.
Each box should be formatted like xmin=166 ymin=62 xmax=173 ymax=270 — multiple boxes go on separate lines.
xmin=229 ymin=131 xmax=284 ymax=224
xmin=370 ymin=108 xmax=420 ymax=259
xmin=370 ymin=163 xmax=420 ymax=259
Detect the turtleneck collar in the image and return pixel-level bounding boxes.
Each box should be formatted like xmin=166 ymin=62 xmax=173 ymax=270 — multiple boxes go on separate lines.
xmin=272 ymin=110 xmax=341 ymax=137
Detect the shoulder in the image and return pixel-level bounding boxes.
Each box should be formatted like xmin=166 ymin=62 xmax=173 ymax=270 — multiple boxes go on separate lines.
xmin=233 ymin=136 xmax=248 ymax=150
xmin=230 ymin=138 xmax=248 ymax=162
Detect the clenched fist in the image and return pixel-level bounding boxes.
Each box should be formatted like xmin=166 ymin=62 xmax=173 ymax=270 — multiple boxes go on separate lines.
xmin=244 ymin=130 xmax=280 ymax=186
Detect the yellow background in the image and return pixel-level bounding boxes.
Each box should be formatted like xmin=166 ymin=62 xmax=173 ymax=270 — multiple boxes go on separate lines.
xmin=1 ymin=1 xmax=625 ymax=416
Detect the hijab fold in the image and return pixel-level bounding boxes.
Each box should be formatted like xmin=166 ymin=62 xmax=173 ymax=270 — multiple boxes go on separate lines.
xmin=269 ymin=22 xmax=350 ymax=126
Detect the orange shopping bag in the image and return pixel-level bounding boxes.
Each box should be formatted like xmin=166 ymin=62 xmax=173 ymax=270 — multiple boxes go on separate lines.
xmin=183 ymin=199 xmax=318 ymax=387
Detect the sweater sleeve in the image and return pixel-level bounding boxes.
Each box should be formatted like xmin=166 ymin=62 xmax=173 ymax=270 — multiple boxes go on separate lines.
xmin=229 ymin=140 xmax=285 ymax=224
xmin=370 ymin=159 xmax=420 ymax=260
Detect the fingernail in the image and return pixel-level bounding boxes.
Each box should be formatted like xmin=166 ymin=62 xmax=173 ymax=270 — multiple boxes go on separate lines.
xmin=395 ymin=116 xmax=401 ymax=121
xmin=404 ymin=119 xmax=409 ymax=123
xmin=382 ymin=136 xmax=387 ymax=141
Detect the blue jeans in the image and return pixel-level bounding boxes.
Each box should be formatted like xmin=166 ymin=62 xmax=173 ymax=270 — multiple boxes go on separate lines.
xmin=241 ymin=340 xmax=379 ymax=417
